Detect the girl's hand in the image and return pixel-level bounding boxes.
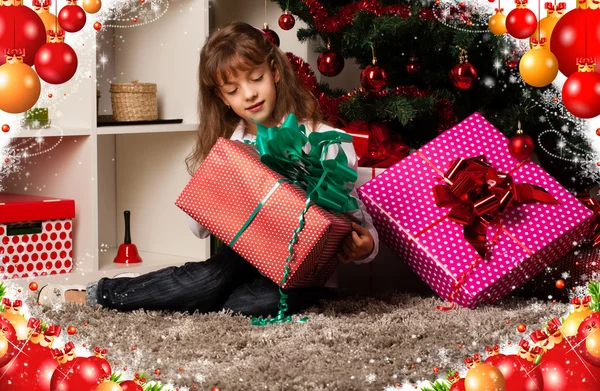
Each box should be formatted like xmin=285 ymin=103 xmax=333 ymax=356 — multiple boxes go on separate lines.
xmin=337 ymin=222 xmax=375 ymax=264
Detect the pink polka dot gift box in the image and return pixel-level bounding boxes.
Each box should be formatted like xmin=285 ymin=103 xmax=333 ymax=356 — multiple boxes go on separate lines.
xmin=175 ymin=138 xmax=352 ymax=289
xmin=357 ymin=112 xmax=595 ymax=309
xmin=0 ymin=193 xmax=75 ymax=280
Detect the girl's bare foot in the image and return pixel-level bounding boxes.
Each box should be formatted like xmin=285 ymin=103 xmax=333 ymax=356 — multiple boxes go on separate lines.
xmin=64 ymin=290 xmax=86 ymax=305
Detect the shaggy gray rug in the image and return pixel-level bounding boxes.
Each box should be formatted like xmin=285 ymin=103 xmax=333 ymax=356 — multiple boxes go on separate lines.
xmin=29 ymin=291 xmax=569 ymax=391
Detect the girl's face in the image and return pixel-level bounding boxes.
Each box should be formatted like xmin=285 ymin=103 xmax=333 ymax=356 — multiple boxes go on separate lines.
xmin=215 ymin=60 xmax=280 ymax=132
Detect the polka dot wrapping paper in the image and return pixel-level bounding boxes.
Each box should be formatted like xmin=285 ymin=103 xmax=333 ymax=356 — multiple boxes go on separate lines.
xmin=175 ymin=138 xmax=352 ymax=289
xmin=0 ymin=193 xmax=75 ymax=280
xmin=357 ymin=112 xmax=595 ymax=309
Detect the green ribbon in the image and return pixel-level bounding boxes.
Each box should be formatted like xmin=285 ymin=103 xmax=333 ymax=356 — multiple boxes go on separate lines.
xmin=244 ymin=114 xmax=358 ymax=326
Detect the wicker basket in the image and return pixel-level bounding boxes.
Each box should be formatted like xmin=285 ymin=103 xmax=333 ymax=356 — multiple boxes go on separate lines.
xmin=110 ymin=80 xmax=158 ymax=121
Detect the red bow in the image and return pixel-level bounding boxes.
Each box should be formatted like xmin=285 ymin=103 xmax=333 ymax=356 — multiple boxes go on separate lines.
xmin=530 ymin=329 xmax=549 ymax=343
xmin=45 ymin=324 xmax=61 ymax=337
xmin=548 ymin=317 xmax=562 ymax=334
xmin=48 ymin=30 xmax=65 ymax=38
xmin=27 ymin=318 xmax=43 ymax=333
xmin=447 ymin=371 xmax=460 ymax=382
xmin=432 ymin=156 xmax=559 ymax=259
xmin=343 ymin=121 xmax=410 ymax=168
xmin=545 ymin=2 xmax=555 ymax=10
xmin=519 ymin=340 xmax=531 ymax=353
xmin=578 ymin=57 xmax=596 ymax=66
xmin=531 ymin=37 xmax=547 ymax=46
xmin=556 ymin=2 xmax=566 ymax=11
xmin=530 ymin=346 xmax=543 ymax=356
xmin=516 ymin=0 xmax=529 ymax=5
xmin=134 ymin=374 xmax=147 ymax=384
xmin=495 ymin=8 xmax=504 ymax=12
xmin=3 ymin=298 xmax=22 ymax=311
xmin=94 ymin=346 xmax=108 ymax=356
xmin=4 ymin=48 xmax=25 ymax=60
xmin=63 ymin=341 xmax=75 ymax=353
xmin=577 ymin=191 xmax=600 ymax=247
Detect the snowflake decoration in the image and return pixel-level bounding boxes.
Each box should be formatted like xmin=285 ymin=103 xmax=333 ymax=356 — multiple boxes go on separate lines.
xmin=366 ymin=373 xmax=377 ymax=383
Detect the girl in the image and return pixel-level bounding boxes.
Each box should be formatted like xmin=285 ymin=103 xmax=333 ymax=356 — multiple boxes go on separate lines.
xmin=38 ymin=22 xmax=379 ymax=318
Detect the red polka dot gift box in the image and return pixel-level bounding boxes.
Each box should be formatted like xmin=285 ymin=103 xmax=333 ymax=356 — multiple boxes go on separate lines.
xmin=0 ymin=192 xmax=75 ymax=280
xmin=175 ymin=138 xmax=352 ymax=289
xmin=357 ymin=112 xmax=595 ymax=309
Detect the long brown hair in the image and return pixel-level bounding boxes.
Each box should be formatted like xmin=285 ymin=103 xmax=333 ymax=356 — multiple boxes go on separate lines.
xmin=186 ymin=22 xmax=323 ymax=175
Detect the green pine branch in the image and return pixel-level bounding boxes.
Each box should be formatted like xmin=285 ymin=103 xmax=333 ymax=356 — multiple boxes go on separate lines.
xmin=110 ymin=372 xmax=123 ymax=383
xmin=589 ymin=281 xmax=600 ymax=312
xmin=143 ymin=381 xmax=167 ymax=391
xmin=0 ymin=282 xmax=5 ymax=312
xmin=420 ymin=379 xmax=452 ymax=391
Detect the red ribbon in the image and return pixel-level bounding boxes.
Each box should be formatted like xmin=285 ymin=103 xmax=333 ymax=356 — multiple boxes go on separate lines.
xmin=516 ymin=0 xmax=529 ymax=5
xmin=48 ymin=29 xmax=65 ymax=38
xmin=27 ymin=317 xmax=42 ymax=332
xmin=344 ymin=121 xmax=410 ymax=168
xmin=544 ymin=2 xmax=555 ymax=10
xmin=578 ymin=57 xmax=596 ymax=66
xmin=432 ymin=156 xmax=559 ymax=259
xmin=556 ymin=2 xmax=566 ymax=11
xmin=45 ymin=324 xmax=61 ymax=337
xmin=531 ymin=37 xmax=547 ymax=46
xmin=530 ymin=329 xmax=549 ymax=343
xmin=576 ymin=191 xmax=600 ymax=247
xmin=64 ymin=341 xmax=74 ymax=353
xmin=4 ymin=48 xmax=25 ymax=60
xmin=495 ymin=7 xmax=504 ymax=12
xmin=548 ymin=317 xmax=561 ymax=334
xmin=2 ymin=298 xmax=22 ymax=311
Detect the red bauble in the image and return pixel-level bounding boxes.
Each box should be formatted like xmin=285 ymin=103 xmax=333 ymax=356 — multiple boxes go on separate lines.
xmin=278 ymin=11 xmax=295 ymax=30
xmin=262 ymin=27 xmax=280 ymax=47
xmin=0 ymin=4 xmax=46 ymax=66
xmin=119 ymin=380 xmax=144 ymax=391
xmin=88 ymin=354 xmax=112 ymax=376
xmin=406 ymin=56 xmax=421 ymax=76
xmin=562 ymin=71 xmax=600 ymax=118
xmin=577 ymin=312 xmax=600 ymax=367
xmin=34 ymin=42 xmax=78 ymax=85
xmin=317 ymin=49 xmax=344 ymax=77
xmin=493 ymin=355 xmax=543 ymax=391
xmin=484 ymin=353 xmax=506 ymax=367
xmin=0 ymin=341 xmax=58 ymax=391
xmin=450 ymin=378 xmax=466 ymax=391
xmin=50 ymin=356 xmax=107 ymax=391
xmin=506 ymin=8 xmax=538 ymax=39
xmin=551 ymin=9 xmax=600 ymax=77
xmin=58 ymin=2 xmax=87 ymax=33
xmin=449 ymin=62 xmax=477 ymax=89
xmin=508 ymin=131 xmax=534 ymax=160
xmin=360 ymin=63 xmax=388 ymax=92
xmin=0 ymin=315 xmax=17 ymax=367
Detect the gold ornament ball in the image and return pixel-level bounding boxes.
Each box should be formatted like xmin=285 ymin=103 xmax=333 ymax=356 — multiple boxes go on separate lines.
xmin=562 ymin=308 xmax=594 ymax=337
xmin=488 ymin=12 xmax=507 ymax=36
xmin=586 ymin=327 xmax=600 ymax=358
xmin=0 ymin=312 xmax=29 ymax=340
xmin=519 ymin=48 xmax=559 ymax=87
xmin=0 ymin=335 xmax=8 ymax=359
xmin=38 ymin=13 xmax=63 ymax=39
xmin=96 ymin=380 xmax=123 ymax=391
xmin=0 ymin=63 xmax=41 ymax=114
xmin=531 ymin=16 xmax=560 ymax=49
xmin=83 ymin=0 xmax=102 ymax=14
xmin=465 ymin=363 xmax=506 ymax=391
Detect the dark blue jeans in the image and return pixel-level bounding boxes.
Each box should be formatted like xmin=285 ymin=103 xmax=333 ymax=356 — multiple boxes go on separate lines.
xmin=92 ymin=245 xmax=330 ymax=317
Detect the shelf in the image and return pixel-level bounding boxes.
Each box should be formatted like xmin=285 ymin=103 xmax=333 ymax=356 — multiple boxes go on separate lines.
xmin=98 ymin=247 xmax=204 ymax=272
xmin=9 ymin=126 xmax=92 ymax=138
xmin=96 ymin=123 xmax=199 ymax=135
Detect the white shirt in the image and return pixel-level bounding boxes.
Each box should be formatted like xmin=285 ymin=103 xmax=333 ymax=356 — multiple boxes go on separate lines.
xmin=187 ymin=115 xmax=380 ymax=288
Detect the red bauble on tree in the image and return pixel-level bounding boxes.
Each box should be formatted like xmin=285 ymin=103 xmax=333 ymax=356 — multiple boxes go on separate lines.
xmin=317 ymin=39 xmax=344 ymax=77
xmin=406 ymin=56 xmax=421 ymax=76
xmin=506 ymin=0 xmax=538 ymax=39
xmin=34 ymin=30 xmax=78 ymax=84
xmin=551 ymin=6 xmax=600 ymax=77
xmin=450 ymin=47 xmax=477 ymax=89
xmin=0 ymin=0 xmax=46 ymax=67
xmin=360 ymin=47 xmax=387 ymax=93
xmin=562 ymin=59 xmax=600 ymax=118
xmin=508 ymin=124 xmax=534 ymax=160
xmin=58 ymin=0 xmax=87 ymax=33
xmin=278 ymin=10 xmax=295 ymax=30
xmin=262 ymin=23 xmax=280 ymax=47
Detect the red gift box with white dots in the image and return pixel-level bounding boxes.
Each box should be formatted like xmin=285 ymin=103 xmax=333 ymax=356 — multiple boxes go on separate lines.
xmin=0 ymin=193 xmax=75 ymax=280
xmin=175 ymin=138 xmax=352 ymax=289
xmin=358 ymin=112 xmax=595 ymax=309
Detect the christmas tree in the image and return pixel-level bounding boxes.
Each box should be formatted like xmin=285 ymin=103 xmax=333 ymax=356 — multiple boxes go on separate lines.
xmin=271 ymin=0 xmax=599 ymax=192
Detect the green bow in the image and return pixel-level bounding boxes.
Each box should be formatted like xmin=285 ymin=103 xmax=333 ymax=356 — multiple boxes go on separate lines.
xmin=255 ymin=114 xmax=358 ymax=213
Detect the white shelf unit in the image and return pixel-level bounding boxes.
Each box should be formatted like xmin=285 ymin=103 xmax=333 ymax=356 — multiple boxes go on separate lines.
xmin=4 ymin=0 xmax=211 ymax=290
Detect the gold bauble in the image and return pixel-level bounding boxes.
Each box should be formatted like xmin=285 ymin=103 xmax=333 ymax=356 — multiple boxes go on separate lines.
xmin=586 ymin=328 xmax=600 ymax=358
xmin=488 ymin=12 xmax=507 ymax=36
xmin=519 ymin=47 xmax=559 ymax=87
xmin=465 ymin=364 xmax=506 ymax=391
xmin=96 ymin=380 xmax=123 ymax=391
xmin=530 ymin=16 xmax=561 ymax=49
xmin=563 ymin=308 xmax=594 ymax=337
xmin=0 ymin=312 xmax=29 ymax=340
xmin=38 ymin=13 xmax=63 ymax=41
xmin=0 ymin=62 xmax=41 ymax=114
xmin=0 ymin=335 xmax=8 ymax=359
xmin=82 ymin=0 xmax=102 ymax=14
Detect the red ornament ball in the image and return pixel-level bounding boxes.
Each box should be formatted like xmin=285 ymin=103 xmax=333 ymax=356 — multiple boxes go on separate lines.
xmin=262 ymin=27 xmax=280 ymax=47
xmin=360 ymin=63 xmax=388 ymax=93
xmin=555 ymin=279 xmax=565 ymax=289
xmin=562 ymin=71 xmax=600 ymax=119
xmin=449 ymin=62 xmax=477 ymax=89
xmin=517 ymin=323 xmax=527 ymax=333
xmin=93 ymin=22 xmax=102 ymax=31
xmin=67 ymin=325 xmax=77 ymax=335
xmin=211 ymin=388 xmax=221 ymax=391
xmin=28 ymin=281 xmax=38 ymax=291
xmin=0 ymin=316 xmax=17 ymax=367
xmin=0 ymin=341 xmax=58 ymax=391
xmin=596 ymin=128 xmax=600 ymax=136
xmin=58 ymin=2 xmax=87 ymax=33
xmin=154 ymin=368 xmax=161 ymax=375
xmin=34 ymin=42 xmax=78 ymax=85
xmin=508 ymin=132 xmax=534 ymax=160
xmin=0 ymin=4 xmax=47 ymax=66
xmin=494 ymin=354 xmax=543 ymax=391
xmin=133 ymin=17 xmax=138 ymax=23
xmin=317 ymin=49 xmax=344 ymax=77
xmin=1 ymin=124 xmax=9 ymax=133
xmin=120 ymin=380 xmax=143 ymax=391
xmin=278 ymin=11 xmax=295 ymax=30
xmin=505 ymin=8 xmax=537 ymax=39
xmin=577 ymin=312 xmax=600 ymax=367
xmin=450 ymin=379 xmax=466 ymax=391
xmin=50 ymin=356 xmax=107 ymax=391
xmin=406 ymin=57 xmax=421 ymax=76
